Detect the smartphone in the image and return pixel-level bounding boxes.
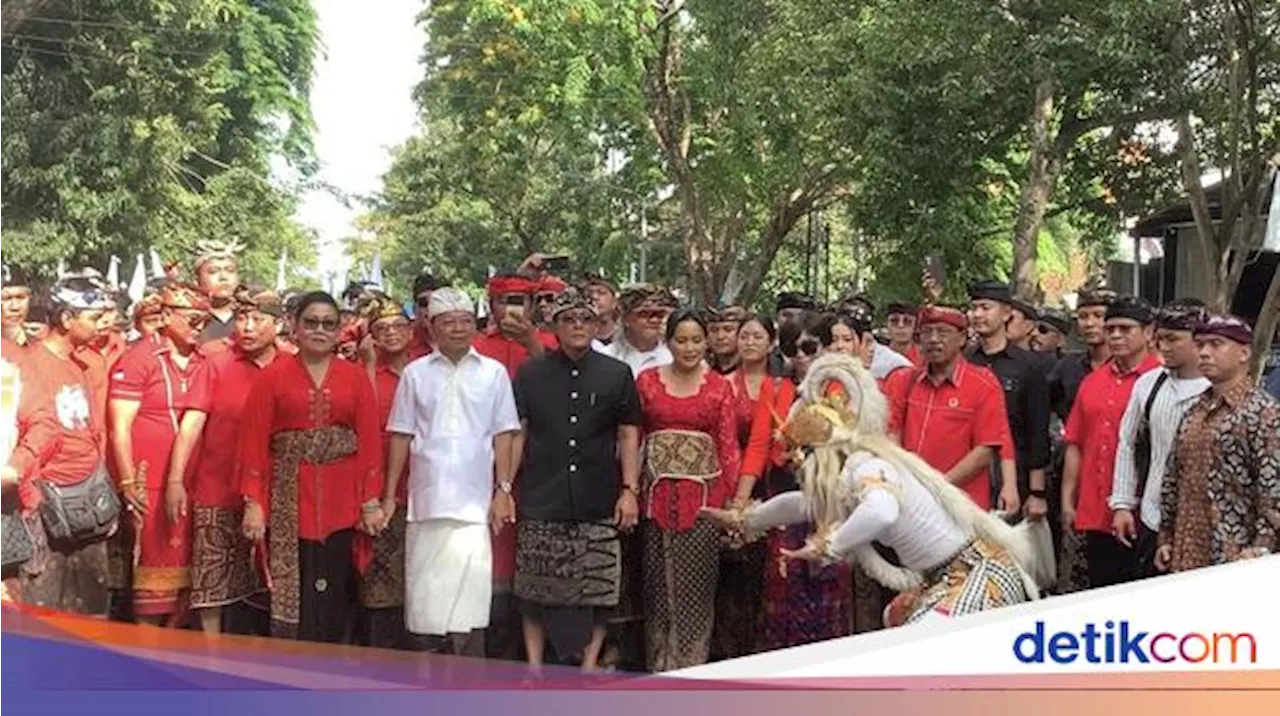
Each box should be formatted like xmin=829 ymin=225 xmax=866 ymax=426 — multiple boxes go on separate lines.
xmin=503 ymin=294 xmax=526 ymax=321
xmin=923 ymin=254 xmax=947 ymax=288
xmin=542 ymin=254 xmax=570 ymax=274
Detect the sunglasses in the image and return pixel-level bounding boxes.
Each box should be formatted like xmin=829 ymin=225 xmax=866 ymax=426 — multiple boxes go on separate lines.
xmin=416 ymin=296 xmax=433 ymax=308
xmin=301 ymin=317 xmax=341 ymax=333
xmin=633 ymin=309 xmax=667 ymax=321
xmin=1034 ymin=324 xmax=1058 ymax=335
xmin=169 ymin=309 xmax=210 ymax=330
xmin=535 ymin=292 xmax=557 ymax=304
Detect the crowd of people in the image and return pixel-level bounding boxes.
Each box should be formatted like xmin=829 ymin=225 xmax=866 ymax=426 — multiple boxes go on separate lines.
xmin=1 ymin=243 xmax=1277 ymax=677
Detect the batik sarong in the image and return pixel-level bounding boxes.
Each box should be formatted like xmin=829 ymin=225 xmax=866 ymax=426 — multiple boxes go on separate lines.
xmin=266 ymin=426 xmax=357 ymax=638
xmin=642 ymin=429 xmax=721 ymax=672
xmin=515 ymin=518 xmax=622 ymax=658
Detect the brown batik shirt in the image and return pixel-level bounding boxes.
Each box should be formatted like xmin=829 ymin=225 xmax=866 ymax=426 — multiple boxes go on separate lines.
xmin=1158 ymin=381 xmax=1280 ymax=573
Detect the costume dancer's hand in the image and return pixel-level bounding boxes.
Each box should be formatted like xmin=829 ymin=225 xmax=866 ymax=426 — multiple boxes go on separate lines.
xmin=1023 ymin=494 xmax=1048 ymax=522
xmin=779 ymin=538 xmax=825 ymax=564
xmin=699 ymin=506 xmax=741 ymax=531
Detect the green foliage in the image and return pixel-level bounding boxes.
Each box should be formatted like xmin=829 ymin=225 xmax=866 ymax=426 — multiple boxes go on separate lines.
xmin=1 ymin=0 xmax=318 ymax=284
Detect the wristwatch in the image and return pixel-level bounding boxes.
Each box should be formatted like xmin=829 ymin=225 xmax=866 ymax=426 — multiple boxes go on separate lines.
xmin=622 ymin=484 xmax=640 ymax=496
xmin=1029 ymin=488 xmax=1047 ymax=499
xmin=497 ymin=480 xmax=514 ymax=495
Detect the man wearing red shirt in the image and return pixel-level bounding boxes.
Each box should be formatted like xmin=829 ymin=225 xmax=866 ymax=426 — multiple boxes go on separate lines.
xmin=6 ymin=275 xmax=116 ymax=615
xmin=165 ymin=287 xmax=281 ymax=635
xmin=109 ymin=283 xmax=211 ymax=625
xmin=473 ymin=273 xmax=554 ymax=661
xmin=888 ymin=305 xmax=1018 ymax=512
xmin=362 ymin=295 xmax=414 ymax=649
xmin=408 ymin=271 xmax=441 ymax=359
xmin=1060 ymin=296 xmax=1161 ymax=589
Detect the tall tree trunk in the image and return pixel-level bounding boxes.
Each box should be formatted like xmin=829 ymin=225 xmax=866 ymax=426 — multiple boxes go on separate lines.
xmin=1011 ymin=76 xmax=1059 ymax=301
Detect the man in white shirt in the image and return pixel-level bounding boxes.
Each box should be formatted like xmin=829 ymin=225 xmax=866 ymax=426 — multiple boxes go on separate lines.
xmin=1110 ymin=300 xmax=1210 ymax=581
xmin=382 ymin=287 xmax=521 ymax=657
xmin=597 ymin=284 xmax=676 ymax=375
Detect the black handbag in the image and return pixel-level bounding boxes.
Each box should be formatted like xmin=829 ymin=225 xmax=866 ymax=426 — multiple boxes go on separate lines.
xmin=36 ymin=466 xmax=120 ymax=544
xmin=0 ymin=489 xmax=33 ymax=568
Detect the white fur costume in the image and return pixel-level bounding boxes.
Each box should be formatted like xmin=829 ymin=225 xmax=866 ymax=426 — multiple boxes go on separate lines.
xmin=740 ymin=353 xmax=1054 ymax=623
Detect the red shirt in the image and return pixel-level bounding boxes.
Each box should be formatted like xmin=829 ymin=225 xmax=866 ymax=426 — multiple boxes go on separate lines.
xmin=739 ymin=376 xmax=798 ymax=479
xmin=237 ymin=355 xmax=383 ymax=541
xmin=472 ymin=326 xmax=557 ymax=582
xmin=473 ymin=327 xmax=559 ymax=377
xmin=9 ymin=343 xmax=105 ymax=505
xmin=182 ymin=347 xmax=277 ymax=508
xmin=109 ymin=337 xmax=205 ymax=491
xmin=636 ymin=368 xmax=741 ymax=531
xmin=0 ymin=340 xmax=59 ymax=509
xmin=887 ymin=359 xmax=1011 ymax=509
xmin=373 ymin=360 xmax=409 ymax=504
xmin=1064 ymin=353 xmax=1162 ymax=533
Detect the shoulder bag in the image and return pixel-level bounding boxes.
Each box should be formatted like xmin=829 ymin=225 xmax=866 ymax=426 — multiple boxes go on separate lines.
xmin=1132 ymin=371 xmax=1170 ymax=502
xmin=36 ymin=465 xmax=121 ymax=544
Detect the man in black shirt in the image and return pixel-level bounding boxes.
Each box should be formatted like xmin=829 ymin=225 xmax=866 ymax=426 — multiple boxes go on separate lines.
xmin=965 ymin=280 xmax=1051 ymax=520
xmin=512 ymin=287 xmax=642 ymax=674
xmin=193 ymin=239 xmax=243 ymax=344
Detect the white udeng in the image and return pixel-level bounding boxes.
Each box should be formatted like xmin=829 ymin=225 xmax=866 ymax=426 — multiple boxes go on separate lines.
xmin=737 ymin=353 xmax=1054 ymax=622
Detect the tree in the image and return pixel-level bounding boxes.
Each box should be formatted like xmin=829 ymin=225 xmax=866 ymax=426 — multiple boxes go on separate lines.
xmin=1 ymin=0 xmax=318 ymax=283
xmin=1168 ymin=0 xmax=1280 ymax=376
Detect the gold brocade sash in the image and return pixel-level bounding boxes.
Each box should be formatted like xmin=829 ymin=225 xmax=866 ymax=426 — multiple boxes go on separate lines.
xmin=642 ymin=429 xmax=720 ymax=518
xmin=267 ymin=426 xmax=357 ymax=638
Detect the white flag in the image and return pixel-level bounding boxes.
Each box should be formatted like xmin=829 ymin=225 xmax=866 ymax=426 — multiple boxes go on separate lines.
xmin=487 ymin=265 xmax=497 ymax=279
xmin=106 ymin=255 xmax=121 ymax=288
xmin=56 ymin=259 xmax=67 ymax=279
xmin=127 ymin=254 xmax=147 ymax=303
xmin=276 ymin=249 xmax=288 ymax=292
xmin=368 ymin=250 xmax=384 ymax=288
xmin=149 ymin=249 xmax=164 ymax=279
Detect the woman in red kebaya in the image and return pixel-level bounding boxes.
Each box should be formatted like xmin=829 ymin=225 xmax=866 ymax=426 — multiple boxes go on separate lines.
xmin=164 ymin=287 xmax=284 ymax=635
xmin=636 ymin=308 xmax=740 ymax=672
xmin=109 ymin=283 xmax=211 ymax=625
xmin=237 ymin=292 xmax=384 ymax=643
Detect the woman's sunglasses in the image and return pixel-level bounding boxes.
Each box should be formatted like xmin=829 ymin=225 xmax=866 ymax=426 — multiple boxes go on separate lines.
xmin=782 ymin=336 xmax=821 ymax=358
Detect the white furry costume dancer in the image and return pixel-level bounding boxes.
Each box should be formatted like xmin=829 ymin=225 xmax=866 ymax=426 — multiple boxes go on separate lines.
xmin=730 ymin=353 xmax=1054 ymax=626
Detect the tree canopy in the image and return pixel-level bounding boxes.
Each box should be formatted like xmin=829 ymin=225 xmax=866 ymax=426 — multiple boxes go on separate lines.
xmin=2 ymin=0 xmax=320 ymax=285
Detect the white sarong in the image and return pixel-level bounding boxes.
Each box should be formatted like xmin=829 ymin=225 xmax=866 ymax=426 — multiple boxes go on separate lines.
xmin=405 ymin=519 xmax=492 ymax=636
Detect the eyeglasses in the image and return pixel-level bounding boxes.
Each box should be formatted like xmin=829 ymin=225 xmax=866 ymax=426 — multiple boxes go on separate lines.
xmin=301 ymin=317 xmax=341 ymax=332
xmin=372 ymin=320 xmax=411 ymax=336
xmin=535 ymin=292 xmax=557 ymax=304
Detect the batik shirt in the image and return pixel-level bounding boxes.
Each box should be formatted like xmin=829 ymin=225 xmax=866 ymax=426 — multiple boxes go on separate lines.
xmin=1159 ymin=383 xmax=1280 ymax=572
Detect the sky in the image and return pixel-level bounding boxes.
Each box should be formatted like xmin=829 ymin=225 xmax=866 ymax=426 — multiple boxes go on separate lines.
xmin=295 ymin=0 xmax=424 ymax=293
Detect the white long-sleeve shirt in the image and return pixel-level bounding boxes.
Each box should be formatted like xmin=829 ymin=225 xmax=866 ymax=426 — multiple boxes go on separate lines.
xmin=747 ymin=455 xmax=968 ymax=572
xmin=1109 ymin=368 xmax=1210 ymax=532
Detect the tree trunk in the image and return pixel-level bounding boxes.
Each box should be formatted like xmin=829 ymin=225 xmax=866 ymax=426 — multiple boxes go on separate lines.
xmin=1011 ymin=76 xmax=1059 ymax=301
